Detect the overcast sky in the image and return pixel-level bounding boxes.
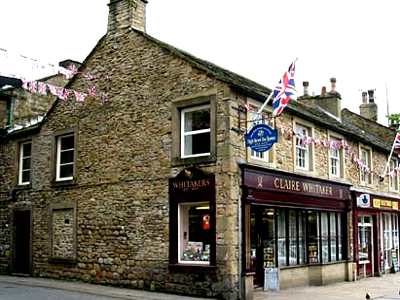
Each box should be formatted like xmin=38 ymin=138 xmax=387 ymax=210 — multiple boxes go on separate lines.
xmin=1 ymin=0 xmax=399 ymax=125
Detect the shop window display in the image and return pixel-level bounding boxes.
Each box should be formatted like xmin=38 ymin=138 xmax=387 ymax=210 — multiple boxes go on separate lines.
xmin=178 ymin=202 xmax=211 ymax=264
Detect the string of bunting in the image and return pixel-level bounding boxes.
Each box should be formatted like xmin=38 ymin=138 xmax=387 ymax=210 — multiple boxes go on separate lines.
xmin=20 ymin=63 xmax=109 ymax=103
xmin=243 ymin=104 xmax=395 ymax=179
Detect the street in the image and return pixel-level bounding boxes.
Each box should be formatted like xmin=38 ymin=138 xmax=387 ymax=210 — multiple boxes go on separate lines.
xmin=0 ymin=281 xmax=115 ymax=300
xmin=0 ymin=275 xmax=212 ymax=300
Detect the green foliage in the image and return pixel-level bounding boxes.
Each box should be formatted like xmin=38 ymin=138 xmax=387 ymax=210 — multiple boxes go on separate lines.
xmin=388 ymin=114 xmax=400 ymax=125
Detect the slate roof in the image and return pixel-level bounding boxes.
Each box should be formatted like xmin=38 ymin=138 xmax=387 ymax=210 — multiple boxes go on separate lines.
xmin=2 ymin=28 xmax=395 ymax=154
xmin=134 ymin=29 xmax=394 ymax=153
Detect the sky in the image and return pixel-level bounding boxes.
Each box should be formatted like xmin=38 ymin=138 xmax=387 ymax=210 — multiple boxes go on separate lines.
xmin=1 ymin=0 xmax=399 ymax=125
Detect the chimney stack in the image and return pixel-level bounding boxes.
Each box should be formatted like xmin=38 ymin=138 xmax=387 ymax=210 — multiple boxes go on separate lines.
xmin=108 ymin=0 xmax=147 ymax=34
xmin=360 ymin=90 xmax=378 ymax=122
xmin=303 ymin=81 xmax=309 ymax=96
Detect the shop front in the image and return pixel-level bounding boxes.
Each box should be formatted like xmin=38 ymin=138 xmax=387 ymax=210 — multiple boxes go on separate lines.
xmin=353 ymin=191 xmax=400 ymax=278
xmin=241 ymin=166 xmax=351 ymax=289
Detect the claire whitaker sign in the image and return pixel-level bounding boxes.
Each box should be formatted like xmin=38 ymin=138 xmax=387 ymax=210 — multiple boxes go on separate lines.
xmin=245 ymin=124 xmax=278 ymax=153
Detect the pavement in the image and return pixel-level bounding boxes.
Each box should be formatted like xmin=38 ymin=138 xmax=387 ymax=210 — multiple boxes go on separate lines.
xmin=254 ymin=272 xmax=400 ymax=300
xmin=2 ymin=273 xmax=400 ymax=300
xmin=0 ymin=275 xmax=213 ymax=300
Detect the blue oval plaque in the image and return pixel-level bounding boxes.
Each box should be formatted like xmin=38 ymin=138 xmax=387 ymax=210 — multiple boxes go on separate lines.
xmin=245 ymin=124 xmax=278 ymax=153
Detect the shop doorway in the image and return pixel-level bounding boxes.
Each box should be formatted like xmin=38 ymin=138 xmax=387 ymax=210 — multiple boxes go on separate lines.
xmin=250 ymin=206 xmax=275 ymax=287
xmin=13 ymin=210 xmax=31 ymax=274
xmin=357 ymin=215 xmax=373 ymax=277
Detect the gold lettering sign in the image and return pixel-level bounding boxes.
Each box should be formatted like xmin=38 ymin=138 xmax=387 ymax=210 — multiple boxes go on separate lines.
xmin=373 ymin=199 xmax=399 ymax=210
xmin=272 ymin=177 xmax=334 ymax=196
xmin=373 ymin=199 xmax=381 ymax=208
xmin=172 ymin=179 xmax=211 ymax=192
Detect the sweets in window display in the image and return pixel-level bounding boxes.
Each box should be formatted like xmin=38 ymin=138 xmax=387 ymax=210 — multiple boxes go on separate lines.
xmin=182 ymin=242 xmax=210 ymax=262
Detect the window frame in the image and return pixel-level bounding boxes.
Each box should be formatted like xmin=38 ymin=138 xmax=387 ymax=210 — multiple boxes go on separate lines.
xmin=18 ymin=141 xmax=32 ymax=186
xmin=267 ymin=208 xmax=345 ymax=268
xmin=327 ymin=133 xmax=345 ymax=179
xmin=293 ymin=121 xmax=314 ymax=172
xmin=171 ymin=94 xmax=216 ymax=166
xmin=359 ymin=145 xmax=373 ymax=185
xmin=56 ymin=134 xmax=75 ymax=182
xmin=180 ymin=104 xmax=211 ymax=159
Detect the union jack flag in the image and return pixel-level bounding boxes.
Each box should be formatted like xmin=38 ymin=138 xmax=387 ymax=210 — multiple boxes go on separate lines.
xmin=394 ymin=132 xmax=400 ymax=149
xmin=272 ymin=61 xmax=297 ymax=117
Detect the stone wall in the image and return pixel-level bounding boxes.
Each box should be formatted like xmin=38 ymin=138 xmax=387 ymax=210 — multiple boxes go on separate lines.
xmin=52 ymin=208 xmax=74 ymax=259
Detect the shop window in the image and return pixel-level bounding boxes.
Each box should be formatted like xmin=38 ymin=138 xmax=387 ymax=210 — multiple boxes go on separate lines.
xmin=298 ymin=211 xmax=307 ymax=264
xmin=169 ymin=169 xmax=215 ymax=267
xmin=178 ymin=202 xmax=211 ymax=264
xmin=360 ymin=147 xmax=372 ymax=185
xmin=307 ymin=211 xmax=320 ymax=264
xmin=338 ymin=213 xmax=343 ymax=260
xmin=288 ymin=210 xmax=297 ymax=265
xmin=382 ymin=213 xmax=399 ymax=270
xmin=321 ymin=212 xmax=329 ymax=263
xmin=295 ymin=124 xmax=313 ymax=171
xmin=277 ymin=209 xmax=286 ymax=266
xmin=18 ymin=141 xmax=32 ymax=185
xmin=330 ymin=213 xmax=337 ymax=261
xmin=56 ymin=134 xmax=75 ymax=181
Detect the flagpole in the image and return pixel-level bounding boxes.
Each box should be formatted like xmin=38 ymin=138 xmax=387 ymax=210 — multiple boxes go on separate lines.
xmin=381 ymin=130 xmax=399 ymax=179
xmin=257 ymin=92 xmax=274 ymax=114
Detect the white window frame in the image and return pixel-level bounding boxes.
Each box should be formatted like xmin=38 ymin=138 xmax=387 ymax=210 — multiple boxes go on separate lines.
xmin=18 ymin=141 xmax=31 ymax=185
xmin=178 ymin=201 xmax=210 ymax=265
xmin=56 ymin=134 xmax=75 ymax=181
xmin=328 ymin=135 xmax=344 ymax=179
xmin=295 ymin=124 xmax=312 ymax=171
xmin=180 ymin=105 xmax=211 ymax=159
xmin=360 ymin=146 xmax=372 ymax=185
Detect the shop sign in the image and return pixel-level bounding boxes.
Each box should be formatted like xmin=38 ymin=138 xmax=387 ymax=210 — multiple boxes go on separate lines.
xmin=245 ymin=124 xmax=278 ymax=153
xmin=372 ymin=198 xmax=399 ymax=211
xmin=243 ymin=168 xmax=350 ymax=200
xmin=169 ymin=168 xmax=215 ymax=196
xmin=357 ymin=194 xmax=370 ymax=208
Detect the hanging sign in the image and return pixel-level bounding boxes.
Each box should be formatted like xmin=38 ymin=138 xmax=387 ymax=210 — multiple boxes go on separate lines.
xmin=245 ymin=124 xmax=278 ymax=153
xmin=357 ymin=194 xmax=370 ymax=208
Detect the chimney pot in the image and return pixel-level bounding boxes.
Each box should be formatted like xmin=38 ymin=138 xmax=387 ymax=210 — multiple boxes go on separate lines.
xmin=330 ymin=77 xmax=336 ymax=93
xmin=367 ymin=89 xmax=375 ymax=103
xmin=302 ymin=81 xmax=309 ymax=96
xmin=321 ymin=86 xmax=327 ymax=97
xmin=362 ymin=92 xmax=368 ymax=104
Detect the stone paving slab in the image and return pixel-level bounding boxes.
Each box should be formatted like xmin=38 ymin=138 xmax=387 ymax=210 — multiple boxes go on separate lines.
xmin=255 ymin=273 xmax=400 ymax=300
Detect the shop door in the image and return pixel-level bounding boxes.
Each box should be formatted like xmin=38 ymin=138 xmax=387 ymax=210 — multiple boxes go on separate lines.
xmin=250 ymin=206 xmax=275 ymax=287
xmin=358 ymin=215 xmax=373 ymax=277
xmin=14 ymin=210 xmax=31 ymax=274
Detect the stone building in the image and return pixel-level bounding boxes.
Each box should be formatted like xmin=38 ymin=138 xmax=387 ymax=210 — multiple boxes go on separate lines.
xmin=0 ymin=1 xmax=399 ymax=300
